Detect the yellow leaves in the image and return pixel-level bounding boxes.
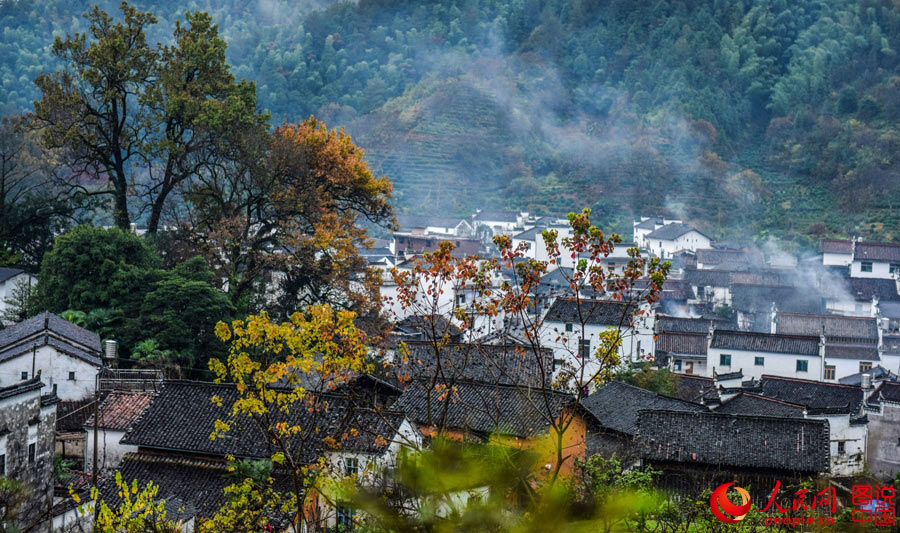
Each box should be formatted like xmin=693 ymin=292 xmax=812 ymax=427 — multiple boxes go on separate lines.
xmin=214 ymin=320 xmax=231 ymax=341
xmin=272 ymin=452 xmax=285 ymax=465
xmin=374 ymin=435 xmax=388 ymax=448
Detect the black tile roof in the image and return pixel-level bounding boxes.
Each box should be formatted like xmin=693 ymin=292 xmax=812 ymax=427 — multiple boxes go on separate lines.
xmin=655 ymin=332 xmax=707 ymax=356
xmin=634 ymin=217 xmax=663 ymax=230
xmin=0 ymin=267 xmax=24 ymax=283
xmin=847 ymin=278 xmax=900 ymax=302
xmin=0 ymin=312 xmax=101 ymax=352
xmin=0 ymin=376 xmax=42 ymax=400
xmin=398 ymin=342 xmax=554 ymax=387
xmin=714 ymin=393 xmax=805 ymax=418
xmin=580 ymin=381 xmax=705 ymax=436
xmin=683 ymin=268 xmax=733 ymax=288
xmin=512 ymin=226 xmax=546 ymax=241
xmin=544 ymin=298 xmax=638 ymax=327
xmin=393 ymin=380 xmax=576 ymax=438
xmin=56 ymin=399 xmax=96 ymax=432
xmin=674 ymin=375 xmax=715 ymax=403
xmin=396 ymin=215 xmax=468 ymax=230
xmin=710 ymin=330 xmax=820 ymax=355
xmin=854 ymin=242 xmax=900 ymax=262
xmin=821 ymin=240 xmax=853 ymax=254
xmin=775 ymin=313 xmax=878 ymax=341
xmin=100 ymin=453 xmax=294 ymax=525
xmin=823 ymin=343 xmax=879 ymax=361
xmin=656 ymin=315 xmax=721 ymax=334
xmin=122 ymin=381 xmax=404 ymax=461
xmin=883 ymin=335 xmax=900 ymax=355
xmin=840 ymin=365 xmax=898 ymax=386
xmin=637 ymin=410 xmax=829 ymax=473
xmin=695 ymin=249 xmax=764 ymax=269
xmin=730 ymin=284 xmax=824 ymax=314
xmin=646 ymin=223 xmax=708 ymax=241
xmin=475 ymin=210 xmax=519 ymax=222
xmin=870 ymin=381 xmax=900 ymax=405
xmin=757 ymin=375 xmax=864 ymax=414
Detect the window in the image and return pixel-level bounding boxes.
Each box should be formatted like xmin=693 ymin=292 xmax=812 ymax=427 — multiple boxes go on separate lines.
xmin=20 ymin=371 xmax=27 ymax=380
xmin=861 ymin=261 xmax=873 ymax=272
xmin=697 ymin=286 xmax=706 ymax=299
xmin=336 ymin=505 xmax=354 ymax=530
xmin=455 ymin=293 xmax=466 ymax=306
xmin=860 ymin=362 xmax=873 ymax=373
xmin=720 ymin=354 xmax=731 ymax=366
xmin=674 ymin=360 xmax=682 ymax=372
xmin=27 ymin=443 xmax=35 ymax=464
xmin=796 ymin=360 xmax=809 ymax=372
xmin=896 ymin=437 xmax=900 ymax=447
xmin=891 ymin=263 xmax=900 ymax=275
xmin=0 ymin=454 xmax=4 ymax=476
xmin=580 ymin=338 xmax=591 ymax=358
xmin=68 ymin=371 xmax=75 ymax=381
xmin=754 ymin=356 xmax=764 ymax=366
xmin=565 ymin=323 xmax=573 ymax=332
xmin=824 ymin=365 xmax=836 ymax=380
xmin=837 ymin=441 xmax=846 ymax=455
xmin=345 ymin=457 xmax=358 ymax=477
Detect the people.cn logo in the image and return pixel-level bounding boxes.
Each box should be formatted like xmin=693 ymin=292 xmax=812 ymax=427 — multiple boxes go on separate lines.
xmin=711 ymin=483 xmax=752 ymax=524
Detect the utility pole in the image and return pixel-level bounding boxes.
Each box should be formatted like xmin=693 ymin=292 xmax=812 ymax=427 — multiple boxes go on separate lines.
xmin=92 ymin=371 xmax=99 ymax=522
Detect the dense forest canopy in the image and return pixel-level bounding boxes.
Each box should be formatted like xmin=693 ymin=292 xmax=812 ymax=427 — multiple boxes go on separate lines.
xmin=4 ymin=0 xmax=900 ymax=244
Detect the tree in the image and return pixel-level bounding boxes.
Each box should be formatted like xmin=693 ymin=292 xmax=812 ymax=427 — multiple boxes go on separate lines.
xmin=31 ymin=3 xmax=267 ymax=232
xmin=1 ymin=276 xmax=39 ymax=324
xmin=180 ymin=118 xmax=394 ymax=318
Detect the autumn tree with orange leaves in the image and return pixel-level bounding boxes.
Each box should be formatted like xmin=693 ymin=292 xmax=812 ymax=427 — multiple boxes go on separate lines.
xmin=174 ymin=117 xmax=394 ymax=322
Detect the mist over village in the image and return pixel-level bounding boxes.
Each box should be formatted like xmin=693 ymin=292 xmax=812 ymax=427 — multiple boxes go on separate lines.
xmin=3 ymin=0 xmax=900 ymax=532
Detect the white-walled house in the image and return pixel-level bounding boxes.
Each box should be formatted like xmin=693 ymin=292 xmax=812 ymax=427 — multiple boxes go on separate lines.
xmin=541 ymin=298 xmax=654 ymax=377
xmin=84 ymin=390 xmax=154 ymax=473
xmin=0 ymin=268 xmax=34 ymax=322
xmin=708 ymin=330 xmax=824 ymax=381
xmin=774 ymin=313 xmax=882 ymax=381
xmin=821 ymin=239 xmax=853 ymax=267
xmin=644 ymin=223 xmax=711 ymax=259
xmin=511 ymin=224 xmax=572 ymax=264
xmin=633 ymin=217 xmax=665 ymax=249
xmin=395 ymin=215 xmax=474 ymax=237
xmin=0 ymin=312 xmax=102 ymax=400
xmin=473 ymin=210 xmax=528 ymax=241
xmin=851 ymin=241 xmax=900 ymax=279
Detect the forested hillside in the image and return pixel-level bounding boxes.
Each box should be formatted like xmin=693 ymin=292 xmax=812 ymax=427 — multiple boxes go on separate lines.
xmin=4 ymin=0 xmax=900 ymax=244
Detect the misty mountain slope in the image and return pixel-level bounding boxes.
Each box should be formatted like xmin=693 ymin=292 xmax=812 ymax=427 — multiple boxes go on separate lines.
xmin=5 ymin=0 xmax=900 ymax=243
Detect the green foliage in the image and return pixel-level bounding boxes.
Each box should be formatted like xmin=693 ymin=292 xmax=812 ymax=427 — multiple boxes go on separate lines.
xmin=0 ymin=476 xmax=28 ymax=532
xmin=0 ymin=277 xmax=38 ymax=324
xmin=612 ymin=362 xmax=681 ymax=397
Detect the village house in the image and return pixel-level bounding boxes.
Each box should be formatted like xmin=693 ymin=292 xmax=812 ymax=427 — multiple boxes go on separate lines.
xmin=851 ymin=241 xmax=900 ymax=279
xmin=510 ymin=223 xmax=572 ymax=264
xmin=643 ymin=223 xmax=711 ymax=259
xmin=396 ymin=341 xmax=555 ymax=387
xmin=105 ymin=380 xmax=417 ymax=532
xmin=637 ymin=410 xmax=830 ymax=505
xmin=83 ymin=390 xmax=154 ymax=474
xmin=731 ymin=283 xmax=824 ymax=331
xmin=864 ymin=381 xmax=900 ymax=481
xmin=653 ymin=315 xmax=728 ymax=375
xmin=395 ymin=214 xmax=474 ymax=237
xmin=0 ymin=267 xmax=34 ymax=322
xmin=0 ymin=311 xmax=102 ymax=401
xmin=541 ymin=298 xmax=655 ymax=377
xmin=707 ymin=330 xmax=824 ymax=381
xmin=821 ymin=239 xmax=854 ymax=267
xmin=774 ymin=313 xmax=884 ymax=381
xmin=391 ymin=233 xmax=481 ymax=257
xmin=683 ymin=268 xmax=734 ymax=308
xmin=392 ymin=379 xmax=598 ymax=479
xmin=472 ymin=209 xmax=529 ymax=241
xmin=580 ymin=381 xmax=705 ymax=458
xmin=734 ymin=375 xmax=868 ymax=476
xmin=0 ymin=377 xmax=58 ymax=531
xmin=694 ymin=248 xmax=764 ymax=271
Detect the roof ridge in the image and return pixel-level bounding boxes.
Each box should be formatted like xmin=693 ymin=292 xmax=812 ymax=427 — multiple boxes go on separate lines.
xmin=715 ymin=329 xmax=820 ymax=341
xmin=761 ymin=374 xmax=862 ymax=389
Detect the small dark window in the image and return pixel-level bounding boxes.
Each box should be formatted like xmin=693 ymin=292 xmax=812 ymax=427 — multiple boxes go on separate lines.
xmin=720 ymin=354 xmax=731 ymax=366
xmin=824 ymin=366 xmax=836 ymax=380
xmin=0 ymin=454 xmax=5 ymax=475
xmin=565 ymin=323 xmax=573 ymax=332
xmin=891 ymin=263 xmax=900 ymax=274
xmin=896 ymin=437 xmax=900 ymax=447
xmin=837 ymin=441 xmax=846 ymax=455
xmin=336 ymin=505 xmax=354 ymax=529
xmin=27 ymin=443 xmax=35 ymax=464
xmin=754 ymin=356 xmax=764 ymax=366
xmin=580 ymin=338 xmax=591 ymax=359
xmin=674 ymin=360 xmax=682 ymax=372
xmin=861 ymin=261 xmax=873 ymax=273
xmin=68 ymin=371 xmax=75 ymax=381
xmin=797 ymin=360 xmax=809 ymax=372
xmin=345 ymin=457 xmax=358 ymax=477
xmin=860 ymin=362 xmax=873 ymax=373
xmin=20 ymin=371 xmax=27 ymax=380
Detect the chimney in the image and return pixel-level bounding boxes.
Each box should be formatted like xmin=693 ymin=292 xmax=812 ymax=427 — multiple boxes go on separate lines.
xmin=103 ymin=340 xmax=118 ymax=368
xmin=862 ymin=373 xmax=873 ymax=390
xmin=770 ymin=303 xmax=778 ymax=334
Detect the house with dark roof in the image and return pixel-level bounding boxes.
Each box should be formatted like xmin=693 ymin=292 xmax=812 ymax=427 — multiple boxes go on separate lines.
xmin=633 ymin=217 xmax=665 ymax=248
xmin=644 ymin=223 xmax=711 ymax=259
xmin=396 ymin=342 xmax=554 ymax=388
xmin=84 ymin=390 xmax=154 ymax=474
xmin=707 ymin=330 xmax=823 ymax=381
xmin=395 ymin=215 xmax=474 ymax=237
xmin=774 ymin=313 xmax=881 ymax=382
xmin=472 ymin=209 xmax=528 ymax=242
xmin=682 ymin=268 xmax=734 ymax=308
xmin=580 ymin=381 xmax=705 ymax=457
xmin=851 ymin=241 xmax=900 ymax=279
xmin=655 ymin=332 xmax=708 ymax=376
xmin=865 ymin=381 xmax=900 ymax=480
xmin=695 ymin=248 xmax=765 ymax=271
xmin=542 ymin=298 xmax=654 ymax=375
xmin=744 ymin=375 xmax=868 ymax=476
xmin=730 ymin=284 xmax=825 ymax=331
xmin=637 ymin=410 xmax=829 ymax=504
xmin=108 ymin=380 xmax=419 ymax=530
xmin=821 ymin=239 xmax=853 ymax=266
xmin=393 ymin=379 xmax=596 ymax=479
xmin=0 ymin=377 xmax=58 ymax=531
xmin=0 ymin=312 xmax=102 ymax=400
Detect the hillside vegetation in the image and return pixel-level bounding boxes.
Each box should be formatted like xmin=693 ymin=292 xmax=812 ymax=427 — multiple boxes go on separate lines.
xmin=4 ymin=0 xmax=900 ymax=244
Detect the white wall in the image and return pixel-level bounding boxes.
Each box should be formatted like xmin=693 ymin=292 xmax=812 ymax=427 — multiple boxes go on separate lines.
xmin=825 ymin=358 xmax=877 ymax=382
xmin=647 ymin=231 xmax=711 ymax=259
xmin=851 ymin=260 xmax=895 ymax=279
xmin=671 ymin=357 xmax=709 ymax=376
xmin=823 ymin=252 xmax=852 ymax=267
xmin=814 ymin=414 xmax=866 ymax=476
xmin=706 ymin=347 xmax=822 ymax=381
xmin=84 ymin=428 xmax=137 ymax=473
xmin=0 ymin=345 xmax=99 ymax=401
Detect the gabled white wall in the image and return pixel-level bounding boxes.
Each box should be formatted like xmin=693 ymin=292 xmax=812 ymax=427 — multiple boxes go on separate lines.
xmin=0 ymin=345 xmax=99 ymax=401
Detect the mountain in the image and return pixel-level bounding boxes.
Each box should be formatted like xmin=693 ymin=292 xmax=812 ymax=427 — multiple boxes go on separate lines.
xmin=4 ymin=0 xmax=900 ymax=245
